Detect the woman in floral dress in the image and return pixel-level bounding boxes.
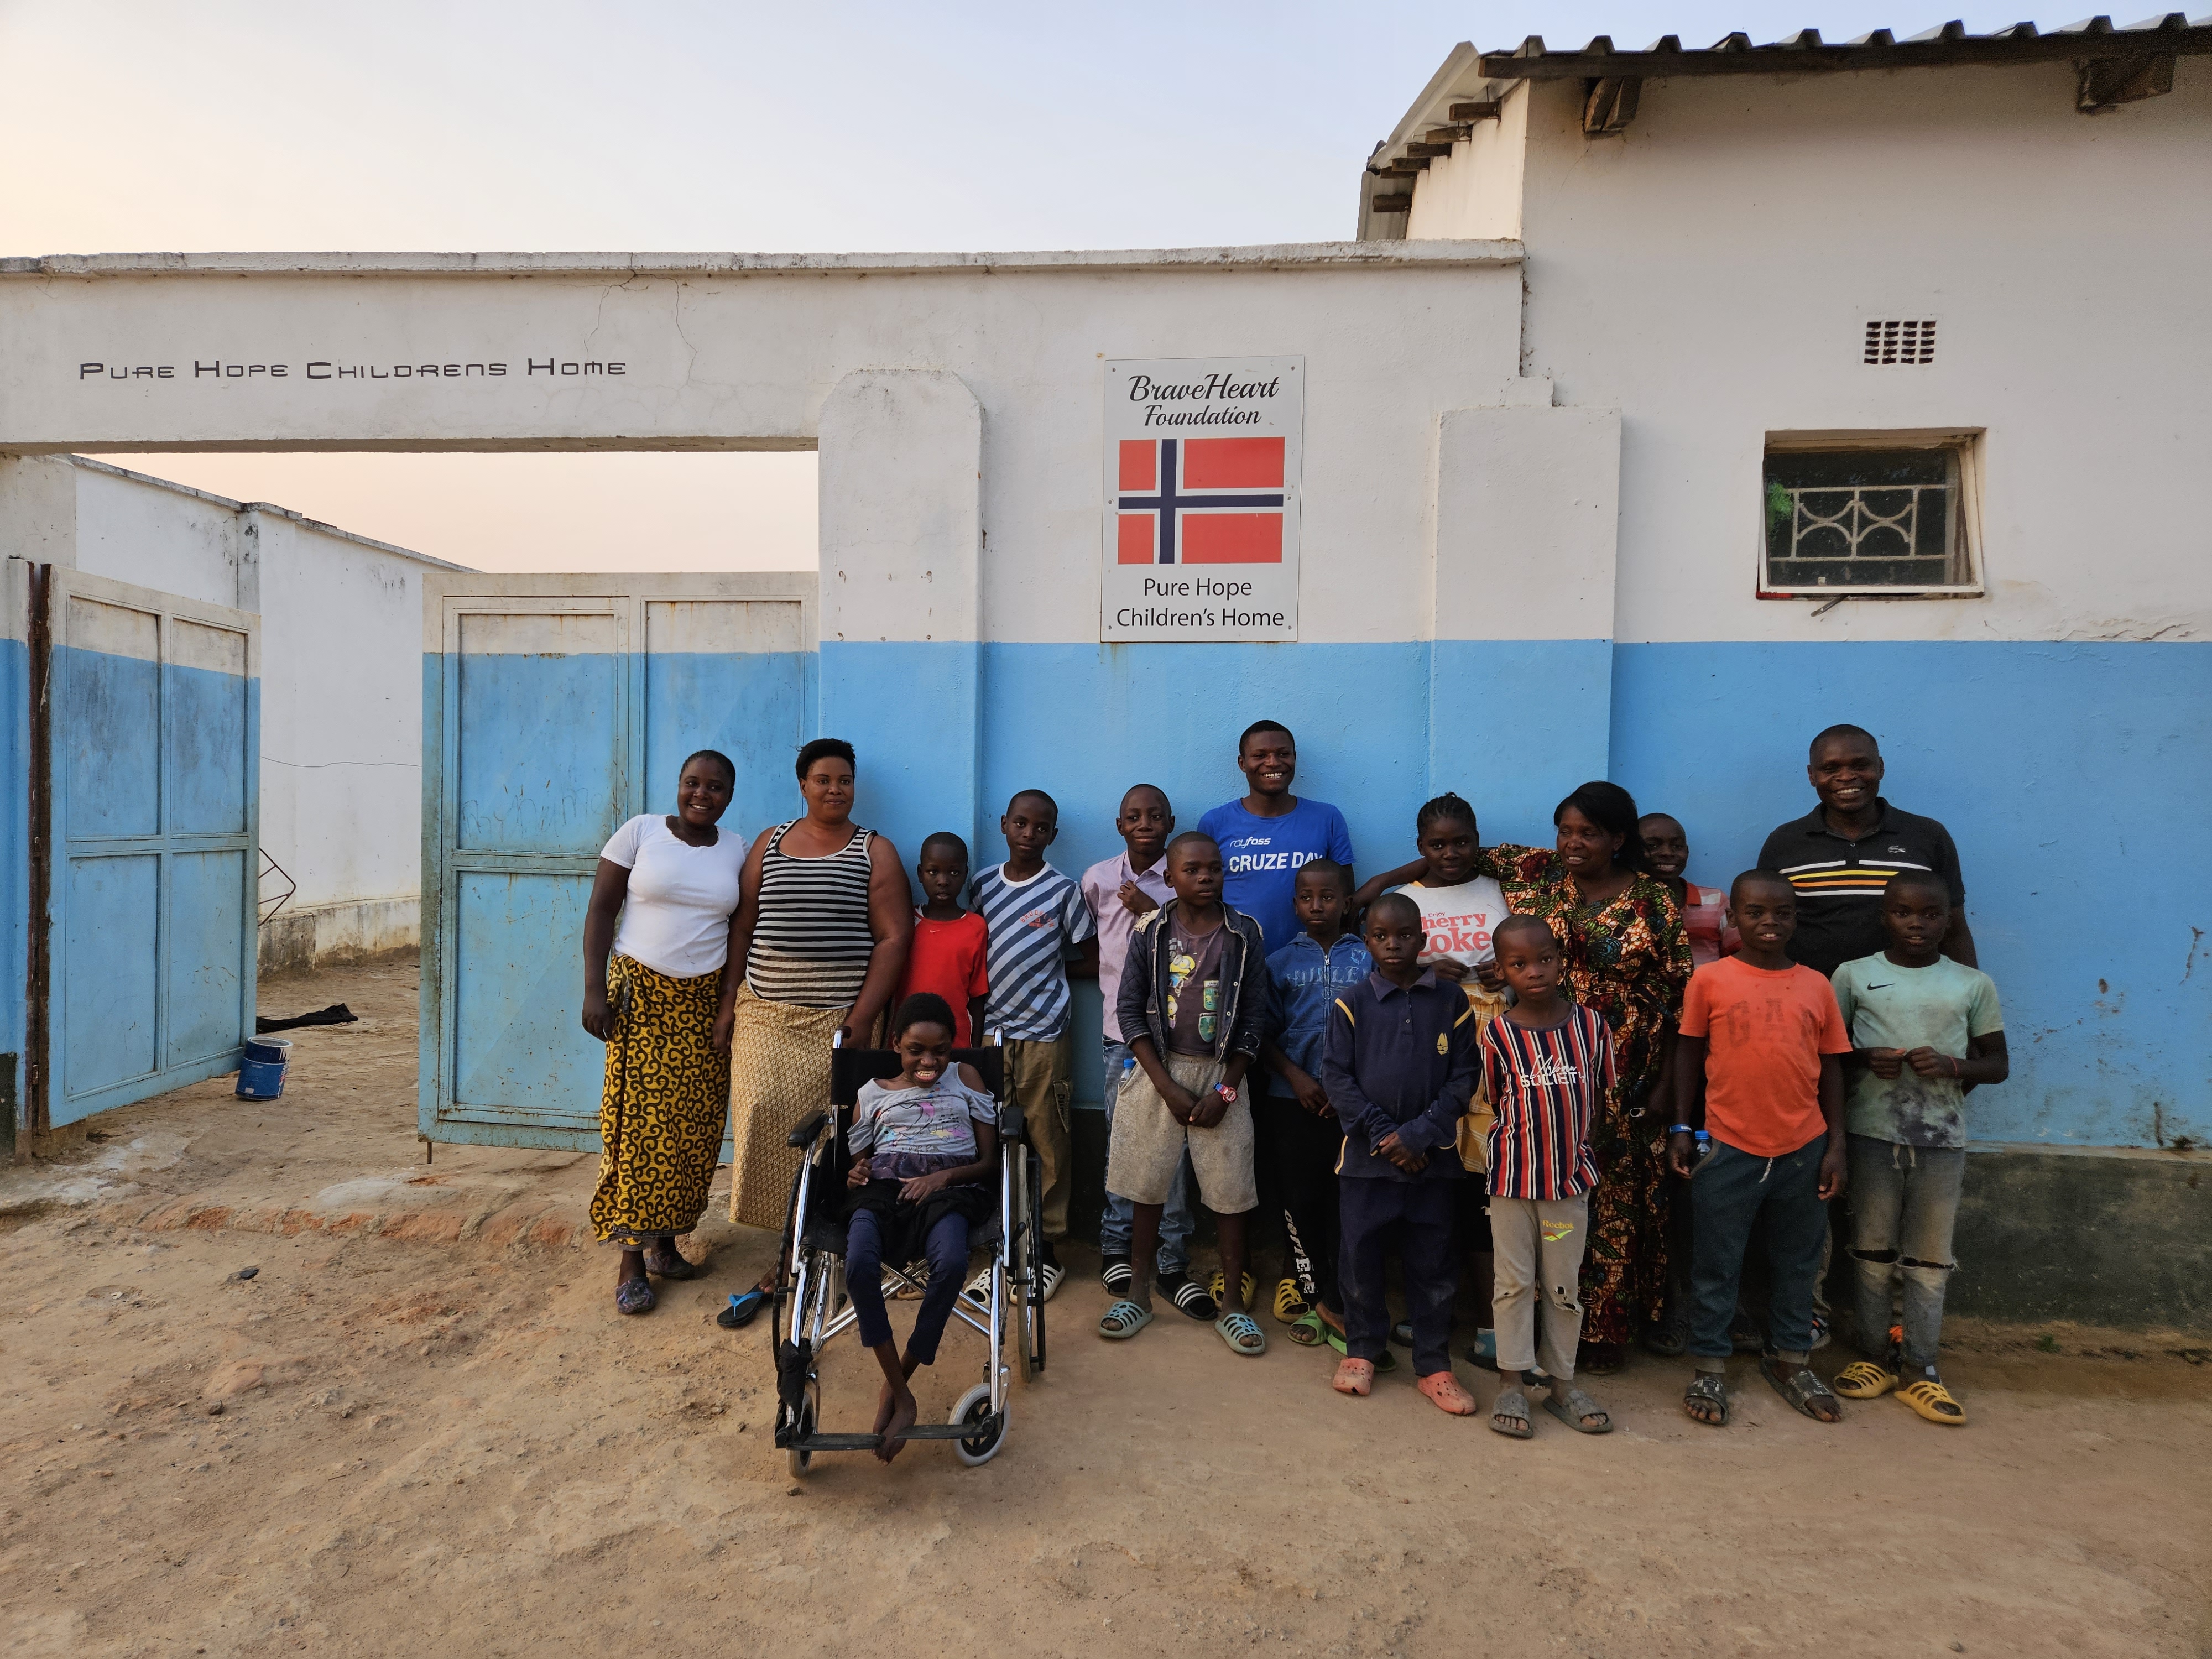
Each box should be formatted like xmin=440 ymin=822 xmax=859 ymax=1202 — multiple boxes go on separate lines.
xmin=1473 ymin=781 xmax=1693 ymax=1373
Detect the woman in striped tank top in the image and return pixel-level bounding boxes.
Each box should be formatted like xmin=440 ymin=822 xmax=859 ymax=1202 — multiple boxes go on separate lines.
xmin=717 ymin=739 xmax=914 ymax=1277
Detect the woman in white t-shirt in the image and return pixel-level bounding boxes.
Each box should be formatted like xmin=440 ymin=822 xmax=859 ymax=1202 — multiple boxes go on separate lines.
xmin=580 ymin=749 xmax=748 ymax=1316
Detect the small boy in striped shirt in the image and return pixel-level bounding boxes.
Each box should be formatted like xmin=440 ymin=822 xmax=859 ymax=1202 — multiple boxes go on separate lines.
xmin=1480 ymin=915 xmax=1617 ymax=1439
xmin=971 ymin=789 xmax=1099 ymax=1301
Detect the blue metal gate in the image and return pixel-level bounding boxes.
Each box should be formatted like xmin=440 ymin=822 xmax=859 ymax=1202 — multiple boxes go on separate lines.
xmin=34 ymin=568 xmax=259 ymax=1128
xmin=418 ymin=575 xmax=815 ymax=1151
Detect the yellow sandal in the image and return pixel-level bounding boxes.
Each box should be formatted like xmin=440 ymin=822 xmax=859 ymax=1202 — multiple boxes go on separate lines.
xmin=1272 ymin=1277 xmax=1311 ymax=1324
xmin=1833 ymin=1360 xmax=1898 ymax=1399
xmin=1209 ymin=1270 xmax=1259 ymax=1312
xmin=1897 ymin=1378 xmax=1966 ymax=1425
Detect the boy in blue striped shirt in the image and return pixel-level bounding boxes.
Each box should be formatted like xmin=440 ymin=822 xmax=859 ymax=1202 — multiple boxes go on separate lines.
xmin=971 ymin=789 xmax=1098 ymax=1300
xmin=1479 ymin=915 xmax=1616 ymax=1439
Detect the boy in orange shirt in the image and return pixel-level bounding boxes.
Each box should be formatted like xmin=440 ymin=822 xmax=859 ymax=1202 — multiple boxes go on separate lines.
xmin=1666 ymin=870 xmax=1851 ymax=1428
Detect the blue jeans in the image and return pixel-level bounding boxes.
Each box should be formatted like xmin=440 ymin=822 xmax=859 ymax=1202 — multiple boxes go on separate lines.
xmin=1688 ymin=1134 xmax=1830 ymax=1367
xmin=845 ymin=1207 xmax=969 ymax=1366
xmin=1846 ymin=1135 xmax=1965 ymax=1372
xmin=1098 ymin=1039 xmax=1194 ymax=1274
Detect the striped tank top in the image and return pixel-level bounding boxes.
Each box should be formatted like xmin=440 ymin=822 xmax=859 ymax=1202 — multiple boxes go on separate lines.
xmin=745 ymin=820 xmax=877 ymax=1007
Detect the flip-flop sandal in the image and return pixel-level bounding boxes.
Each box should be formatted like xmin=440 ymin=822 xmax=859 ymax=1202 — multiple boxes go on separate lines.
xmin=1097 ymin=1299 xmax=1154 ymax=1340
xmin=1542 ymin=1386 xmax=1613 ymax=1433
xmin=1488 ymin=1387 xmax=1535 ymax=1438
xmin=1896 ymin=1378 xmax=1966 ymax=1425
xmin=1578 ymin=1341 xmax=1626 ymax=1376
xmin=1332 ymin=1357 xmax=1374 ymax=1396
xmin=1417 ymin=1371 xmax=1479 ymax=1416
xmin=1160 ymin=1274 xmax=1217 ymax=1322
xmin=615 ymin=1278 xmax=656 ymax=1316
xmin=1760 ymin=1353 xmax=1844 ymax=1422
xmin=1272 ymin=1278 xmax=1311 ymax=1324
xmin=1834 ymin=1360 xmax=1898 ymax=1399
xmin=1324 ymin=1328 xmax=1396 ymax=1372
xmin=1207 ymin=1270 xmax=1258 ymax=1311
xmin=1215 ymin=1311 xmax=1266 ymax=1355
xmin=1286 ymin=1310 xmax=1328 ymax=1348
xmin=716 ymin=1288 xmax=765 ymax=1329
xmin=1683 ymin=1373 xmax=1729 ymax=1427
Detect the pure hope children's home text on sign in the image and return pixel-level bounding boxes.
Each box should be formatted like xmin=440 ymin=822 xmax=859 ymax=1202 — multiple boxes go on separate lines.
xmin=1100 ymin=356 xmax=1303 ymax=643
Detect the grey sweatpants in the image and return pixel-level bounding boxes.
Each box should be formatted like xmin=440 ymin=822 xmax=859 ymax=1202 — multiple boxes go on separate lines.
xmin=1490 ymin=1194 xmax=1590 ymax=1380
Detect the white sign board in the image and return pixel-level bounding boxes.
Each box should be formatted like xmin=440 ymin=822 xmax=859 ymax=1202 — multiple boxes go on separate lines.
xmin=1100 ymin=356 xmax=1303 ymax=643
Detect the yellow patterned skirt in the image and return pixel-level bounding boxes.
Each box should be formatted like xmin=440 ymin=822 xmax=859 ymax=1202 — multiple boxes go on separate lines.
xmin=589 ymin=955 xmax=731 ymax=1246
xmin=727 ymin=983 xmax=851 ymax=1230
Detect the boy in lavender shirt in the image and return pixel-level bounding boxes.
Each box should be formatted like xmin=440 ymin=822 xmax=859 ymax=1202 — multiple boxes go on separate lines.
xmin=1081 ymin=785 xmax=1208 ymax=1315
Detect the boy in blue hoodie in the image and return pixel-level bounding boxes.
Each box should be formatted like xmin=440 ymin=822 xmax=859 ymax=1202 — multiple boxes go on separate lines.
xmin=1321 ymin=893 xmax=1481 ymax=1415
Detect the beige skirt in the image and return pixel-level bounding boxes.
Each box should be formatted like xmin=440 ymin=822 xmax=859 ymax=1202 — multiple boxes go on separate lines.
xmin=727 ymin=984 xmax=848 ymax=1230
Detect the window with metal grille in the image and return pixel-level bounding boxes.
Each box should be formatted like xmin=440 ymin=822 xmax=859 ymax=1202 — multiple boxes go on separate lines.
xmin=1761 ymin=441 xmax=1979 ymax=595
xmin=1863 ymin=319 xmax=1937 ymax=365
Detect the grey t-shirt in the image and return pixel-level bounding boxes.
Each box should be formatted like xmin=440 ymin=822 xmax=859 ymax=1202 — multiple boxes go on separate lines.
xmin=1831 ymin=953 xmax=2004 ymax=1148
xmin=1165 ymin=921 xmax=1227 ymax=1057
xmin=849 ymin=1072 xmax=995 ymax=1161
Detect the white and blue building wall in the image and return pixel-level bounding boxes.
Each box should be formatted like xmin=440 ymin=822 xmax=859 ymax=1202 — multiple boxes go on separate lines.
xmin=3 ymin=230 xmax=2204 ymax=1322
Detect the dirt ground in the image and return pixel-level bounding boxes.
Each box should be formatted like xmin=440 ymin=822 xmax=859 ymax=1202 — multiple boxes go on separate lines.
xmin=3 ymin=963 xmax=2208 ymax=1658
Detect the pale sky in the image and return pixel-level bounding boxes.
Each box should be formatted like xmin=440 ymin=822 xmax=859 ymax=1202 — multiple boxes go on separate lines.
xmin=4 ymin=0 xmax=2083 ymax=571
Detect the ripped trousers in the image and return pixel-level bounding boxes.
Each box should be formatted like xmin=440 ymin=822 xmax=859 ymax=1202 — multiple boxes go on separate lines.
xmin=1846 ymin=1134 xmax=1965 ymax=1373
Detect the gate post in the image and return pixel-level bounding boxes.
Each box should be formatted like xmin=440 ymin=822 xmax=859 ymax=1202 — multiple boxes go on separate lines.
xmin=817 ymin=369 xmax=984 ymax=865
xmin=1430 ymin=399 xmax=1621 ymax=843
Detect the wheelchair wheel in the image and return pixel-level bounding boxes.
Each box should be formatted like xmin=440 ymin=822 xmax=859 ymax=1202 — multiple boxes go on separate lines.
xmin=786 ymin=1378 xmax=820 ymax=1479
xmin=1021 ymin=1144 xmax=1046 ymax=1380
xmin=949 ymin=1383 xmax=1006 ymax=1467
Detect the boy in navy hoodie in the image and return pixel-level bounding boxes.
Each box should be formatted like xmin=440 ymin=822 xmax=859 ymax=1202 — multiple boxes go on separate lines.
xmin=1322 ymin=893 xmax=1481 ymax=1415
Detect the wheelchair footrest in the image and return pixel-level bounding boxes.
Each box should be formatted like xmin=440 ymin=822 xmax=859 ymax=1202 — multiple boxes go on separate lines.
xmin=796 ymin=1417 xmax=998 ymax=1454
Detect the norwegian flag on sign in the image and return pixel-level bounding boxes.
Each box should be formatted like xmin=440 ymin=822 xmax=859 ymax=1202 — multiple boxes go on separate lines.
xmin=1116 ymin=436 xmax=1286 ymax=565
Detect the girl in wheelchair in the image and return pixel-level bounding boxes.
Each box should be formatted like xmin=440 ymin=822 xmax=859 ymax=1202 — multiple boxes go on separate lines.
xmin=844 ymin=992 xmax=1000 ymax=1459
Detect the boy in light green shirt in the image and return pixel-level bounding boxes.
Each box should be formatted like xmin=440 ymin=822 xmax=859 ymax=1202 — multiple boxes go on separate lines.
xmin=1828 ymin=872 xmax=2007 ymax=1426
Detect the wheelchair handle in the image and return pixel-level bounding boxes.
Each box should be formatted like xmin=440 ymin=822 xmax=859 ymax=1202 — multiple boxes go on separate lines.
xmin=787 ymin=1109 xmax=831 ymax=1149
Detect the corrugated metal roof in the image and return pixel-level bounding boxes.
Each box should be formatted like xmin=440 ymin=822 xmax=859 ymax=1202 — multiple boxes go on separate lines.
xmin=1476 ymin=12 xmax=2212 ymax=78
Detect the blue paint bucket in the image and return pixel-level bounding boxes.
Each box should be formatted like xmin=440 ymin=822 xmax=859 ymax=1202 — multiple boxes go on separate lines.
xmin=236 ymin=1037 xmax=291 ymax=1099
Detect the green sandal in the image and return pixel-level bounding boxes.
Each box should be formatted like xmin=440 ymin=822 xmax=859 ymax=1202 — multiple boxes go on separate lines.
xmin=1097 ymin=1299 xmax=1155 ymax=1340
xmin=1324 ymin=1328 xmax=1395 ymax=1371
xmin=1286 ymin=1310 xmax=1328 ymax=1348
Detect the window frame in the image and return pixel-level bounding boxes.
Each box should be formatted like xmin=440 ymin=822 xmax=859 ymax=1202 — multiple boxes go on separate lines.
xmin=1757 ymin=429 xmax=1986 ymax=601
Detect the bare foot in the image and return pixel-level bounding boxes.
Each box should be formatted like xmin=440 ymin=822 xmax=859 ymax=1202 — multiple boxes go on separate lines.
xmin=879 ymin=1386 xmax=919 ymax=1462
xmin=872 ymin=1380 xmax=899 ymax=1451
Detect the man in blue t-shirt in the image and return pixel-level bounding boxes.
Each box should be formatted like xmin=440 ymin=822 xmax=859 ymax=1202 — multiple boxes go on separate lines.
xmin=1196 ymin=720 xmax=1357 ymax=957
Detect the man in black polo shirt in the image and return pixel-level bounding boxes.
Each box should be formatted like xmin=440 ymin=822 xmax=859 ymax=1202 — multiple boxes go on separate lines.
xmin=1756 ymin=724 xmax=1976 ymax=977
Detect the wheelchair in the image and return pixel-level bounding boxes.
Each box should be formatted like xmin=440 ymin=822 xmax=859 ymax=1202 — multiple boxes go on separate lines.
xmin=770 ymin=1038 xmax=1047 ymax=1472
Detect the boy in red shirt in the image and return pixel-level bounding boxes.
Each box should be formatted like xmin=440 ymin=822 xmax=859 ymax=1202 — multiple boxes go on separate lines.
xmin=1666 ymin=870 xmax=1850 ymax=1427
xmin=895 ymin=832 xmax=989 ymax=1046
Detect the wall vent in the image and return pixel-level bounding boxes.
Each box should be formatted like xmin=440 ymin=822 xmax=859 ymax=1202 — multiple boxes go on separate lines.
xmin=1864 ymin=319 xmax=1937 ymax=366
